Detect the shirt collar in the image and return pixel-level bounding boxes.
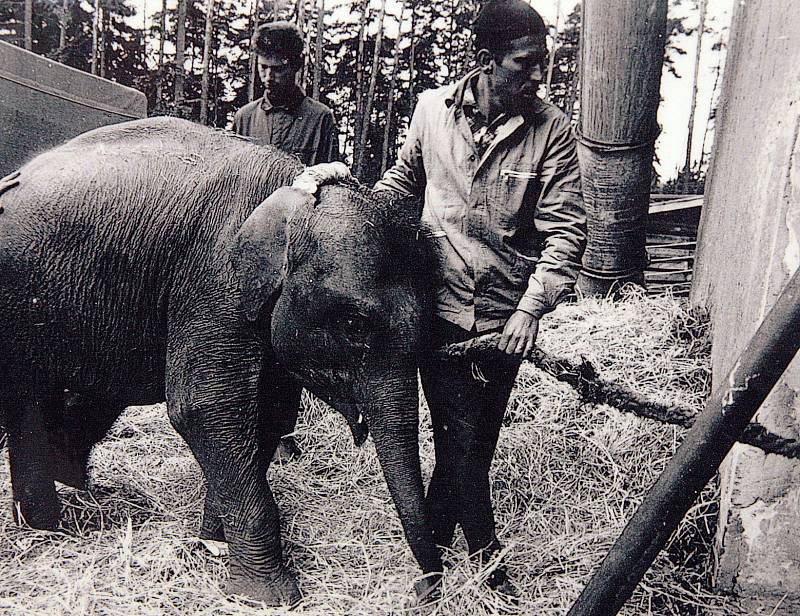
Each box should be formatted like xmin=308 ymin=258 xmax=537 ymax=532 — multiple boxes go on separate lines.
xmin=445 ymin=67 xmax=546 ymax=119
xmin=261 ymin=85 xmax=305 ymax=113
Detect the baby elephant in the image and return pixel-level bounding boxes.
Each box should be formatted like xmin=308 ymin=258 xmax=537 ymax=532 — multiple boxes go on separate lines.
xmin=0 ymin=117 xmax=442 ymax=605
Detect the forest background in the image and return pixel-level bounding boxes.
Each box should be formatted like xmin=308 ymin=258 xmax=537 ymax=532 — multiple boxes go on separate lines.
xmin=0 ymin=0 xmax=727 ymax=190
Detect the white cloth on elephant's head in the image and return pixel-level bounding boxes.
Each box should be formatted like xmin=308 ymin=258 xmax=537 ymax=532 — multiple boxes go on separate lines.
xmin=291 ymin=161 xmax=352 ymax=195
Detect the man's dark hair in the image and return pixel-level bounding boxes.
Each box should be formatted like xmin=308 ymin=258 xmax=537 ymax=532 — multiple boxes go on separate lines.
xmin=472 ymin=0 xmax=548 ymax=55
xmin=252 ymin=21 xmax=305 ymax=67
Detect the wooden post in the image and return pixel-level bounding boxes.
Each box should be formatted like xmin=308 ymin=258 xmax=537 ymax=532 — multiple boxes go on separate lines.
xmin=576 ymin=0 xmax=668 ymax=297
xmin=691 ymin=1 xmax=800 ymax=608
xmin=568 ymin=267 xmax=800 ymax=616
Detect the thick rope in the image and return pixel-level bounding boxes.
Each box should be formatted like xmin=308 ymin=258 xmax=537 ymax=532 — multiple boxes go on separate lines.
xmin=435 ymin=333 xmax=800 ymax=460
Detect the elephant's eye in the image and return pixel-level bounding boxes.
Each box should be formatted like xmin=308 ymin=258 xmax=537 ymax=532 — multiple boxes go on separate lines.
xmin=326 ymin=307 xmax=374 ymax=340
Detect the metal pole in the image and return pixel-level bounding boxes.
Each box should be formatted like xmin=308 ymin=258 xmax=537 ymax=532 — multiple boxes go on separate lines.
xmin=567 ymin=266 xmax=800 ymax=616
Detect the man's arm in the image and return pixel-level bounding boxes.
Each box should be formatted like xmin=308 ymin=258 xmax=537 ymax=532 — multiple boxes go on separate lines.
xmin=373 ymin=95 xmax=428 ymax=198
xmin=518 ymin=115 xmax=587 ymax=319
xmin=499 ymin=115 xmax=587 ymax=356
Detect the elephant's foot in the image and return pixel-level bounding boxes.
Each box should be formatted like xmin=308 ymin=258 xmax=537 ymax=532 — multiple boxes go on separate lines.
xmin=414 ymin=572 xmax=443 ymax=605
xmin=13 ymin=491 xmax=60 ymax=531
xmin=226 ymin=567 xmax=301 ymax=607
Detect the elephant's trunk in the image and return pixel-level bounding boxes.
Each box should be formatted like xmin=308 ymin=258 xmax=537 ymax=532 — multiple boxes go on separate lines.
xmin=364 ymin=391 xmax=442 ymax=577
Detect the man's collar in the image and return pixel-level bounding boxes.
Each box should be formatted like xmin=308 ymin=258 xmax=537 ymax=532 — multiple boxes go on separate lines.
xmin=445 ymin=67 xmax=546 ymax=118
xmin=261 ymin=85 xmax=305 ymax=113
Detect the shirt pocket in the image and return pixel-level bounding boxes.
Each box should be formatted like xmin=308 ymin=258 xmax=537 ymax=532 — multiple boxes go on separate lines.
xmin=495 ymin=164 xmax=542 ymax=230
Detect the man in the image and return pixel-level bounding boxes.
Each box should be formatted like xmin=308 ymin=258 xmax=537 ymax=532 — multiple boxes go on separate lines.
xmin=234 ymin=21 xmax=341 ymax=462
xmin=234 ymin=21 xmax=340 ymax=166
xmin=375 ymin=0 xmax=586 ymax=593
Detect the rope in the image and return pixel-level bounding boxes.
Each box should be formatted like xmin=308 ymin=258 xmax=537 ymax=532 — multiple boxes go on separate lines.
xmin=574 ymin=125 xmax=661 ymax=153
xmin=435 ymin=333 xmax=800 ymax=460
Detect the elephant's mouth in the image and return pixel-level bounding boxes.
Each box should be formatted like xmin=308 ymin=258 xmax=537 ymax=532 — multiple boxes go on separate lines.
xmin=335 ymin=402 xmax=369 ymax=447
xmin=313 ymin=394 xmax=369 ymax=447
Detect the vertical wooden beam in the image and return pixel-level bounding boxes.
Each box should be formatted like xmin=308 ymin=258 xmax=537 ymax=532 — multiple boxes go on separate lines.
xmin=576 ymin=0 xmax=668 ymax=296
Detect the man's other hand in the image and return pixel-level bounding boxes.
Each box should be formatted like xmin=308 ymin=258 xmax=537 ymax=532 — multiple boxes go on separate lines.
xmin=497 ymin=310 xmax=539 ymax=357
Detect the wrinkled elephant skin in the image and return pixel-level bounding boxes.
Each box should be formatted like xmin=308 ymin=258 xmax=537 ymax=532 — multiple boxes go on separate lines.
xmin=0 ymin=117 xmax=442 ymax=606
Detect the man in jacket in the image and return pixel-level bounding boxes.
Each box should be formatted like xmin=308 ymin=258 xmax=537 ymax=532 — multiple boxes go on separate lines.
xmin=375 ymin=0 xmax=586 ymax=593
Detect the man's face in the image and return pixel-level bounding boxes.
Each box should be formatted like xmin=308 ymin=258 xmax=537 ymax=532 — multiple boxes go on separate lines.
xmin=257 ymin=54 xmax=298 ymax=102
xmin=489 ymin=36 xmax=547 ymax=115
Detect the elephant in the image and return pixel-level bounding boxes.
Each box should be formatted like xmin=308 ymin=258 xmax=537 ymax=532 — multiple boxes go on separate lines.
xmin=0 ymin=117 xmax=443 ymax=605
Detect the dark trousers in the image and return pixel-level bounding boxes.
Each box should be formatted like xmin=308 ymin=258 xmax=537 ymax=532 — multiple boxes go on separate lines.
xmin=420 ymin=317 xmax=521 ymax=557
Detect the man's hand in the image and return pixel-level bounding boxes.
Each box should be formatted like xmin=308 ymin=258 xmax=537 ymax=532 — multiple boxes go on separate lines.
xmin=497 ymin=310 xmax=539 ymax=357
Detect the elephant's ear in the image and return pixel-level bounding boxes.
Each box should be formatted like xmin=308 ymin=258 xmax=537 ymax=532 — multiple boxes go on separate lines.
xmin=231 ymin=186 xmax=315 ymax=321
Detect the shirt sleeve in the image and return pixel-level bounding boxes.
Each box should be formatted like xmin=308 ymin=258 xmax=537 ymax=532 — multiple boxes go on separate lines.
xmin=319 ymin=110 xmax=341 ymax=164
xmin=373 ymin=94 xmax=427 ymax=198
xmin=233 ymin=108 xmax=245 ymax=135
xmin=516 ymin=117 xmax=587 ymax=319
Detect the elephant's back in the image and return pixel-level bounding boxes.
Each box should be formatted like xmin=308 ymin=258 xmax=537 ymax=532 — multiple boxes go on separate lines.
xmin=0 ymin=117 xmax=301 ymax=387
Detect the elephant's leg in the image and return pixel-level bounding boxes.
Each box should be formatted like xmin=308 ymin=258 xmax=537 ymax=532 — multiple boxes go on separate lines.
xmin=263 ymin=366 xmax=302 ymax=463
xmin=167 ymin=339 xmax=300 ymax=606
xmin=6 ymin=392 xmax=61 ymax=530
xmin=53 ymin=393 xmax=122 ymax=490
xmin=199 ymin=366 xmax=302 ymax=543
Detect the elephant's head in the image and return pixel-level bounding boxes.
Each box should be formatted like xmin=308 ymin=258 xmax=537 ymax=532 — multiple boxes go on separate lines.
xmin=231 ymin=182 xmax=442 ymax=580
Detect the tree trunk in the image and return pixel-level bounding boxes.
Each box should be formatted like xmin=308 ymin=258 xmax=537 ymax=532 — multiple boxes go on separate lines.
xmin=355 ymin=0 xmax=386 ymax=180
xmin=682 ymin=0 xmax=707 ymax=192
xmin=296 ymin=0 xmax=306 ymax=89
xmin=545 ymin=0 xmax=561 ymax=100
xmin=352 ymin=0 xmax=369 ymax=169
xmin=174 ymin=0 xmax=188 ymax=113
xmin=58 ymin=0 xmax=69 ymax=53
xmin=248 ymin=0 xmax=261 ymax=102
xmin=200 ymin=0 xmax=215 ymax=125
xmin=91 ymin=0 xmax=99 ymax=74
xmin=576 ymin=0 xmax=668 ymax=297
xmin=312 ymin=0 xmax=325 ymax=100
xmin=408 ymin=4 xmax=416 ymax=114
xmin=23 ymin=0 xmax=32 ymax=50
xmin=380 ymin=0 xmax=406 ymax=176
xmin=155 ymin=0 xmax=167 ymax=106
xmin=99 ymin=7 xmax=107 ymax=79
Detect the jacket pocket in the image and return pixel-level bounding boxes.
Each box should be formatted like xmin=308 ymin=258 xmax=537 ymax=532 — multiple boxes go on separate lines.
xmin=495 ymin=165 xmax=542 ymax=230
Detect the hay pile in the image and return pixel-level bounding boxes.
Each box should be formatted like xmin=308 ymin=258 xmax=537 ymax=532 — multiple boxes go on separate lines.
xmin=0 ymin=289 xmax=746 ymax=615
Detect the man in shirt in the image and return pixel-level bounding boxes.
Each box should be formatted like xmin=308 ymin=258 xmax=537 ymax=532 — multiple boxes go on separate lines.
xmin=234 ymin=21 xmax=340 ymax=166
xmin=375 ymin=0 xmax=586 ymax=593
xmin=234 ymin=21 xmax=341 ymax=462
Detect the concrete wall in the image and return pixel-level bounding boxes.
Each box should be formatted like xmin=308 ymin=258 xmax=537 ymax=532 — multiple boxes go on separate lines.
xmin=690 ymin=0 xmax=800 ymax=607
